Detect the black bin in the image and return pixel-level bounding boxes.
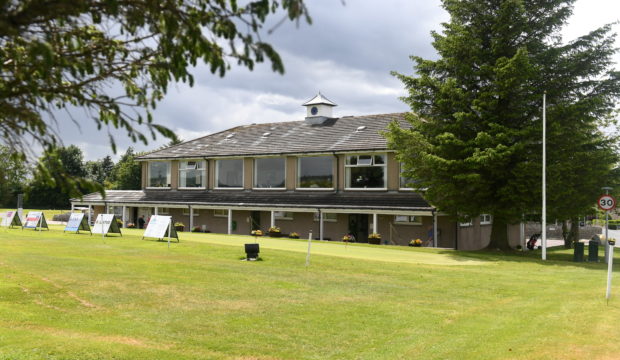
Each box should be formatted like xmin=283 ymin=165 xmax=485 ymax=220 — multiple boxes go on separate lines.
xmin=588 ymin=241 xmax=599 ymax=262
xmin=244 ymin=243 xmax=260 ymax=260
xmin=573 ymin=242 xmax=584 ymax=262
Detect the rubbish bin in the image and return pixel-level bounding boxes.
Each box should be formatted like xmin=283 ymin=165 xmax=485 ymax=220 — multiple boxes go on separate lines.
xmin=588 ymin=241 xmax=599 ymax=262
xmin=573 ymin=242 xmax=584 ymax=262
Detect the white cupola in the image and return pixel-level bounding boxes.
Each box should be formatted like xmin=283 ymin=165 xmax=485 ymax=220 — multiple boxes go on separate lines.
xmin=302 ymin=92 xmax=337 ymax=124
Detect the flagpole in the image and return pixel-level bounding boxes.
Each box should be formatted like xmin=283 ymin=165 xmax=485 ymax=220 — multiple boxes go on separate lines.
xmin=542 ymin=91 xmax=547 ymax=261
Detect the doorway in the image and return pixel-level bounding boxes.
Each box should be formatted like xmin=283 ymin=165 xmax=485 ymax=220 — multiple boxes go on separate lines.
xmin=348 ymin=214 xmax=369 ymax=243
xmin=250 ymin=211 xmax=261 ymax=231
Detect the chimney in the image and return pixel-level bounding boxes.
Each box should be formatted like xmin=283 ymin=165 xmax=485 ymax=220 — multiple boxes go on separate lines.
xmin=302 ymin=92 xmax=337 ymax=124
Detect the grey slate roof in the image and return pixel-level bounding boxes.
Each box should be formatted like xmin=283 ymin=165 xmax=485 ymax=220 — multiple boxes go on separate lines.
xmin=73 ymin=190 xmax=432 ymax=211
xmin=137 ymin=113 xmax=407 ymax=160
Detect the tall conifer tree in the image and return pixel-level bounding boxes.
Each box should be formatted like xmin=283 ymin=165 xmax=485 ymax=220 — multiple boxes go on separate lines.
xmin=387 ymin=0 xmax=620 ymax=249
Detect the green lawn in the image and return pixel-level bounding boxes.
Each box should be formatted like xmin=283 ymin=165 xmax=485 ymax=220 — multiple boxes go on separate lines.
xmin=1 ymin=226 xmax=619 ymax=359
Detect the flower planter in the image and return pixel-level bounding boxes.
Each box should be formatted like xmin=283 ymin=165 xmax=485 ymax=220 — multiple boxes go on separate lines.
xmin=269 ymin=232 xmax=282 ymax=238
xmin=175 ymin=226 xmax=184 ymax=232
xmin=368 ymin=238 xmax=381 ymax=245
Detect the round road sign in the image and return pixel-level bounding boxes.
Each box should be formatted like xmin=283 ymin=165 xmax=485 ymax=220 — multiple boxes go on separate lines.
xmin=598 ymin=194 xmax=616 ymax=211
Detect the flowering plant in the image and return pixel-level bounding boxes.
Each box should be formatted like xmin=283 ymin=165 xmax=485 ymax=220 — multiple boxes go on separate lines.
xmin=174 ymin=222 xmax=185 ymax=227
xmin=410 ymin=239 xmax=422 ymax=247
xmin=342 ymin=234 xmax=353 ymax=242
xmin=289 ymin=232 xmax=300 ymax=239
xmin=368 ymin=233 xmax=381 ymax=239
xmin=268 ymin=226 xmax=281 ymax=233
xmin=251 ymin=230 xmax=263 ymax=236
xmin=126 ymin=223 xmax=136 ymax=228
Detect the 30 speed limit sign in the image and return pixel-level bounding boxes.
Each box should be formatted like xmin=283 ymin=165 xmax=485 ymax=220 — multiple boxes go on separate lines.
xmin=598 ymin=194 xmax=617 ymax=211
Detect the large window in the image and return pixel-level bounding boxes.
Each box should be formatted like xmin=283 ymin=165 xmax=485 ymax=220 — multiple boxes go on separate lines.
xmin=345 ymin=154 xmax=386 ymax=189
xmin=179 ymin=160 xmax=205 ymax=188
xmin=148 ymin=161 xmax=171 ymax=188
xmin=254 ymin=157 xmax=285 ymax=189
xmin=298 ymin=156 xmax=333 ymax=189
xmin=216 ymin=159 xmax=243 ymax=188
xmin=399 ymin=163 xmax=419 ymax=190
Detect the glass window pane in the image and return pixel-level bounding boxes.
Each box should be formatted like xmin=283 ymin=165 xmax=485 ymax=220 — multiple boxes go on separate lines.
xmin=348 ymin=166 xmax=385 ymax=188
xmin=298 ymin=157 xmax=333 ymax=188
xmin=149 ymin=162 xmax=170 ymax=187
xmin=374 ymin=155 xmax=385 ymax=165
xmin=255 ymin=158 xmax=285 ymax=188
xmin=217 ymin=159 xmax=243 ymax=188
xmin=346 ymin=156 xmax=357 ymax=165
xmin=357 ymin=155 xmax=372 ymax=166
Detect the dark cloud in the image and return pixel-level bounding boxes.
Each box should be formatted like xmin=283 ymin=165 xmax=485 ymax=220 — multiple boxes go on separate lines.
xmin=49 ymin=0 xmax=617 ymax=160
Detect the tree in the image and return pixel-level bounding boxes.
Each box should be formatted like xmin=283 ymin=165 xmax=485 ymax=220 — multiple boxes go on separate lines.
xmin=0 ymin=145 xmax=28 ymax=207
xmin=387 ymin=0 xmax=620 ymax=250
xmin=0 ymin=0 xmax=310 ymax=196
xmin=110 ymin=148 xmax=141 ymax=190
xmin=85 ymin=155 xmax=115 ymax=186
xmin=26 ymin=145 xmax=88 ymax=209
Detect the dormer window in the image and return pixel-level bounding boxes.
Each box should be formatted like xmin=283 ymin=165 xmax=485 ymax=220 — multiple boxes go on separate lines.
xmin=297 ymin=156 xmax=333 ymax=189
xmin=148 ymin=161 xmax=171 ymax=188
xmin=179 ymin=160 xmax=205 ymax=188
xmin=254 ymin=157 xmax=285 ymax=189
xmin=345 ymin=154 xmax=386 ymax=189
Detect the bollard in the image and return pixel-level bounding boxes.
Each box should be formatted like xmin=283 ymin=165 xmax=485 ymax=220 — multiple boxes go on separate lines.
xmin=573 ymin=242 xmax=584 ymax=262
xmin=588 ymin=241 xmax=599 ymax=262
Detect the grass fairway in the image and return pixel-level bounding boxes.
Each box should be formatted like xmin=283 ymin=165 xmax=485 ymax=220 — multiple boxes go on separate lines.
xmin=1 ymin=227 xmax=620 ymax=359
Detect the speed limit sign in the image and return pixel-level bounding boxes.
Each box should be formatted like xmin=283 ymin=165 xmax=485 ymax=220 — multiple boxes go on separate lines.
xmin=598 ymin=194 xmax=617 ymax=211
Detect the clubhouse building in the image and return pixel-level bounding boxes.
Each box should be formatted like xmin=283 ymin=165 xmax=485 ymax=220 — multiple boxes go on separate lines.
xmin=72 ymin=94 xmax=523 ymax=250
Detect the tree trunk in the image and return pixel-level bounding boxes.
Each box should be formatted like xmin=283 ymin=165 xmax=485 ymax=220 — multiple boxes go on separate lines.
xmin=487 ymin=217 xmax=511 ymax=250
xmin=567 ymin=217 xmax=579 ymax=248
xmin=562 ymin=220 xmax=570 ymax=248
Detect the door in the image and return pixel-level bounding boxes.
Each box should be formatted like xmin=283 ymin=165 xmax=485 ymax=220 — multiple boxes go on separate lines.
xmin=251 ymin=211 xmax=261 ymax=231
xmin=348 ymin=214 xmax=369 ymax=243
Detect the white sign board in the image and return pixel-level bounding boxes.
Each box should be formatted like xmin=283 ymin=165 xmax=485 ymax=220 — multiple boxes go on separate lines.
xmin=142 ymin=215 xmax=179 ymax=242
xmin=92 ymin=214 xmax=122 ymax=236
xmin=0 ymin=210 xmax=22 ymax=228
xmin=64 ymin=213 xmax=91 ymax=234
xmin=23 ymin=211 xmax=48 ymax=231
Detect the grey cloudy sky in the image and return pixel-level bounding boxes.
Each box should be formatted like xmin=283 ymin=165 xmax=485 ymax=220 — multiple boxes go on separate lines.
xmin=56 ymin=0 xmax=620 ymax=161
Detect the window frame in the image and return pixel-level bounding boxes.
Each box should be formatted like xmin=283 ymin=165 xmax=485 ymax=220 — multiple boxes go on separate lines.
xmin=394 ymin=215 xmax=422 ymax=225
xmin=214 ymin=209 xmax=228 ymax=217
xmin=147 ymin=161 xmax=171 ymax=189
xmin=344 ymin=153 xmax=387 ymax=191
xmin=480 ymin=214 xmax=492 ymax=225
xmin=253 ymin=157 xmax=286 ymax=190
xmin=182 ymin=208 xmax=200 ymax=216
xmin=296 ymin=156 xmax=335 ymax=190
xmin=274 ymin=211 xmax=294 ymax=220
xmin=399 ymin=162 xmax=420 ymax=191
xmin=313 ymin=212 xmax=337 ymax=222
xmin=215 ymin=158 xmax=244 ymax=190
xmin=178 ymin=159 xmax=207 ymax=189
xmin=157 ymin=207 xmax=170 ymax=215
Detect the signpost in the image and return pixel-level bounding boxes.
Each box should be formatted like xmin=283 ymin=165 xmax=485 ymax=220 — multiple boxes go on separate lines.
xmin=0 ymin=210 xmax=22 ymax=228
xmin=22 ymin=211 xmax=49 ymax=231
xmin=142 ymin=215 xmax=178 ymax=248
xmin=599 ymin=188 xmax=616 ymax=301
xmin=64 ymin=213 xmax=92 ymax=234
xmin=92 ymin=214 xmax=122 ymax=239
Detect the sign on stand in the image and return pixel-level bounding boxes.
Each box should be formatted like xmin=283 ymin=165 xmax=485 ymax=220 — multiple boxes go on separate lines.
xmin=64 ymin=213 xmax=92 ymax=234
xmin=92 ymin=214 xmax=122 ymax=237
xmin=22 ymin=211 xmax=49 ymax=231
xmin=1 ymin=210 xmax=22 ymax=228
xmin=142 ymin=215 xmax=179 ymax=247
xmin=598 ymin=194 xmax=616 ymax=211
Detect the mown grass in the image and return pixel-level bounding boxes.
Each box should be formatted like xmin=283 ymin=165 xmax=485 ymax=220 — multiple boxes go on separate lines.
xmin=1 ymin=225 xmax=620 ymax=359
